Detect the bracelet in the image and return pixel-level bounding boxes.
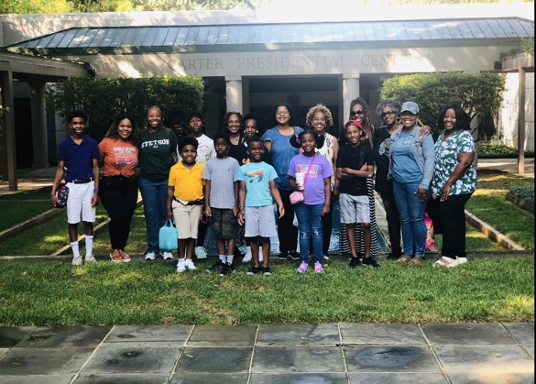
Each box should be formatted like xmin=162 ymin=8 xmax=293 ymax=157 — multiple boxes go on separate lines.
xmin=93 ymin=188 xmax=99 ymax=193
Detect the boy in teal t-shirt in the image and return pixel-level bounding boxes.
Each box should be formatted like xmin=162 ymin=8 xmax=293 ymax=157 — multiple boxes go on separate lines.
xmin=237 ymin=138 xmax=284 ymax=276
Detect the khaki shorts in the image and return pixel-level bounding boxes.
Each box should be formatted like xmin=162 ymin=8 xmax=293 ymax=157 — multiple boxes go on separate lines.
xmin=172 ymin=200 xmax=203 ymax=239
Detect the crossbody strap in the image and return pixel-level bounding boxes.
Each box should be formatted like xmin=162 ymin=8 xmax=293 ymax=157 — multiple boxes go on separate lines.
xmin=303 ymin=154 xmax=317 ymax=187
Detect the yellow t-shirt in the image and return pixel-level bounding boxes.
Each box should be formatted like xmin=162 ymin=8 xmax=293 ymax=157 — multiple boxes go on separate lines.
xmin=168 ymin=161 xmax=204 ymax=201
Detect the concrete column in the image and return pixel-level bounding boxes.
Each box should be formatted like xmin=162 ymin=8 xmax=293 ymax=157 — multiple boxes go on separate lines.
xmin=29 ymin=82 xmax=49 ymax=168
xmin=0 ymin=70 xmax=17 ymax=190
xmin=225 ymin=75 xmax=243 ymax=113
xmin=343 ymin=73 xmax=360 ymax=121
xmin=517 ymin=67 xmax=526 ymax=175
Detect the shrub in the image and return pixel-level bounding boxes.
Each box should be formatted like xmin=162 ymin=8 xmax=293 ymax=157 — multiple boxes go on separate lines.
xmin=380 ymin=72 xmax=505 ymax=139
xmin=51 ymin=76 xmax=204 ymax=141
xmin=479 ymin=136 xmax=535 ymax=158
xmin=509 ymin=185 xmax=534 ymax=204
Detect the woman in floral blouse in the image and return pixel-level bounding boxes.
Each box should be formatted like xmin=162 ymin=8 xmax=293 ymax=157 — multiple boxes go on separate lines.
xmin=431 ymin=103 xmax=477 ymax=267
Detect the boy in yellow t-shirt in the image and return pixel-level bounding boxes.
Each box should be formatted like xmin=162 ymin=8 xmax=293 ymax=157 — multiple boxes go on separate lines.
xmin=166 ymin=137 xmax=205 ymax=273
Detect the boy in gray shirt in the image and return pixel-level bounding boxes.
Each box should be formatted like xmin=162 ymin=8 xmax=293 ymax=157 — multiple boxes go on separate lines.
xmin=203 ymin=133 xmax=240 ymax=276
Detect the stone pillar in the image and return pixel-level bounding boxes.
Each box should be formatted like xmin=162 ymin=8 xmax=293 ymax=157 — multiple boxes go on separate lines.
xmin=343 ymin=73 xmax=360 ymax=121
xmin=225 ymin=75 xmax=243 ymax=113
xmin=0 ymin=70 xmax=17 ymax=190
xmin=29 ymin=82 xmax=49 ymax=168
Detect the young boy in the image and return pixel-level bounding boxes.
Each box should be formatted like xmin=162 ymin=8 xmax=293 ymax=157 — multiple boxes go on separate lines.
xmin=203 ymin=133 xmax=240 ymax=276
xmin=167 ymin=137 xmax=205 ymax=273
xmin=336 ymin=121 xmax=379 ymax=268
xmin=237 ymin=137 xmax=285 ymax=276
xmin=183 ymin=111 xmax=216 ymax=259
xmin=51 ymin=110 xmax=100 ymax=265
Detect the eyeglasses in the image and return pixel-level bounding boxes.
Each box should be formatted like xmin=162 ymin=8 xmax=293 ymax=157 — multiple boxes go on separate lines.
xmin=350 ymin=110 xmax=365 ymax=116
xmin=381 ymin=111 xmax=397 ymax=118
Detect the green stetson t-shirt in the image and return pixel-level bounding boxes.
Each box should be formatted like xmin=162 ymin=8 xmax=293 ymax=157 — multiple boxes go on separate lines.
xmin=139 ymin=127 xmax=179 ymax=182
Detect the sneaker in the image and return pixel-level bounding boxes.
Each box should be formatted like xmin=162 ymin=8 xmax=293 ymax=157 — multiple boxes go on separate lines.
xmin=297 ymin=262 xmax=308 ymax=273
xmin=162 ymin=252 xmax=173 ymax=260
xmin=314 ymin=262 xmax=324 ymax=274
xmin=363 ymin=257 xmax=380 ymax=268
xmin=262 ymin=266 xmax=273 ymax=276
xmin=288 ymin=251 xmax=300 ymax=260
xmin=85 ymin=255 xmax=97 ymax=264
xmin=207 ymin=259 xmax=225 ymax=273
xmin=349 ymin=257 xmax=361 ymax=269
xmin=246 ymin=265 xmax=262 ymax=275
xmin=220 ymin=263 xmax=235 ymax=276
xmin=243 ymin=247 xmax=252 ymax=263
xmin=72 ymin=256 xmax=83 ymax=266
xmin=185 ymin=259 xmax=197 ymax=271
xmin=386 ymin=253 xmax=401 ymax=261
xmin=145 ymin=252 xmax=156 ymax=261
xmin=278 ymin=251 xmax=289 ymax=260
xmin=195 ymin=246 xmax=207 ymax=259
xmin=176 ymin=260 xmax=186 ymax=273
xmin=323 ymin=254 xmax=330 ymax=261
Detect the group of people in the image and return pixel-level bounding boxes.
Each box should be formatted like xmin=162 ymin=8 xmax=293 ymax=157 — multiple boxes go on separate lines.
xmin=51 ymin=96 xmax=477 ymax=272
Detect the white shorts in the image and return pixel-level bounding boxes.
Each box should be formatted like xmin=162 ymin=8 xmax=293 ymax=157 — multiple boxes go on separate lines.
xmin=340 ymin=193 xmax=370 ymax=224
xmin=244 ymin=205 xmax=277 ymax=238
xmin=172 ymin=200 xmax=203 ymax=239
xmin=66 ymin=181 xmax=96 ymax=224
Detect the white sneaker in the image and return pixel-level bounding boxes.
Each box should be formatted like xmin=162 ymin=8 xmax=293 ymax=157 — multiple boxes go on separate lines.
xmin=185 ymin=259 xmax=198 ymax=270
xmin=162 ymin=252 xmax=173 ymax=260
xmin=195 ymin=246 xmax=207 ymax=259
xmin=85 ymin=255 xmax=97 ymax=263
xmin=259 ymin=248 xmax=264 ymax=262
xmin=242 ymin=247 xmax=252 ymax=263
xmin=72 ymin=256 xmax=83 ymax=266
xmin=176 ymin=260 xmax=186 ymax=273
xmin=145 ymin=252 xmax=156 ymax=261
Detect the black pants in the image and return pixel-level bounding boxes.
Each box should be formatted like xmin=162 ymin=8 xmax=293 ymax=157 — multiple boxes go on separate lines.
xmin=380 ymin=192 xmax=402 ymax=257
xmin=440 ymin=193 xmax=472 ymax=258
xmin=278 ymin=189 xmax=298 ymax=254
xmin=99 ymin=176 xmax=138 ymax=250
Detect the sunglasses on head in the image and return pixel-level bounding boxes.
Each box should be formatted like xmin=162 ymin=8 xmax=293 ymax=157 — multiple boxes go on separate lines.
xmin=350 ymin=110 xmax=365 ymax=116
xmin=381 ymin=111 xmax=397 ymax=118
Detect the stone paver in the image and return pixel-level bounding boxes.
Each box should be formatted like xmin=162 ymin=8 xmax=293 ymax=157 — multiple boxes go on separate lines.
xmin=257 ymin=324 xmax=339 ymax=346
xmin=344 ymin=346 xmax=441 ymax=373
xmin=187 ymin=325 xmax=257 ymax=346
xmin=176 ymin=347 xmax=252 ymax=373
xmin=0 ymin=348 xmax=9 ymax=358
xmin=340 ymin=323 xmax=426 ymax=345
xmin=74 ymin=373 xmax=170 ymax=383
xmin=15 ymin=325 xmax=112 ymax=349
xmin=252 ymin=347 xmax=345 ymax=373
xmin=250 ymin=373 xmax=348 ymax=383
xmin=0 ymin=375 xmax=74 ymax=384
xmin=434 ymin=345 xmax=534 ymax=374
xmin=447 ymin=372 xmax=535 ymax=384
xmin=421 ymin=323 xmax=515 ymax=345
xmin=170 ymin=373 xmax=249 ymax=383
xmin=0 ymin=348 xmax=94 ymax=375
xmin=502 ymin=322 xmax=534 ymax=345
xmin=0 ymin=327 xmax=35 ymax=348
xmin=348 ymin=373 xmax=448 ymax=383
xmin=523 ymin=345 xmax=534 ymax=359
xmin=105 ymin=325 xmax=192 ymax=344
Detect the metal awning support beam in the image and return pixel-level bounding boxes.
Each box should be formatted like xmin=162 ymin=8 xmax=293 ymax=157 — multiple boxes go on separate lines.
xmin=0 ymin=70 xmax=17 ymax=191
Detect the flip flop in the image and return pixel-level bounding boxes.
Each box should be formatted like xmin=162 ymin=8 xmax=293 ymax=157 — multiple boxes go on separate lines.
xmin=433 ymin=257 xmax=455 ymax=267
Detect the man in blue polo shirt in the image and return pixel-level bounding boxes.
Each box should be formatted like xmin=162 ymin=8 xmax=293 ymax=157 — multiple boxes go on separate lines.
xmin=51 ymin=111 xmax=100 ymax=265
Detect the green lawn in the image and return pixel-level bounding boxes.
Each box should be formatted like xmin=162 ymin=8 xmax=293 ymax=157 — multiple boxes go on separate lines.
xmin=467 ymin=170 xmax=534 ymax=250
xmin=0 ymin=187 xmax=53 ymax=232
xmin=0 ymin=257 xmax=532 ymax=326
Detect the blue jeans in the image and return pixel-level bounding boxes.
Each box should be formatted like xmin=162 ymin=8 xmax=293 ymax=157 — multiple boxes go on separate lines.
xmin=393 ymin=180 xmax=429 ymax=257
xmin=139 ymin=177 xmax=168 ymax=254
xmin=295 ymin=203 xmax=323 ymax=263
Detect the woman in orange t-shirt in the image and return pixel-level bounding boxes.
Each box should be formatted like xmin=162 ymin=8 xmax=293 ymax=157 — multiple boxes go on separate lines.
xmin=98 ymin=114 xmax=140 ymax=262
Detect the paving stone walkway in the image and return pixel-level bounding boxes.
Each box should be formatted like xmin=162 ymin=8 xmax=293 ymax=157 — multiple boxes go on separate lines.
xmin=0 ymin=322 xmax=533 ymax=383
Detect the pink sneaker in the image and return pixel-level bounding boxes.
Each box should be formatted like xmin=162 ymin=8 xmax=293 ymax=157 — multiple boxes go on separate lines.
xmin=314 ymin=262 xmax=324 ymax=274
xmin=297 ymin=262 xmax=308 ymax=273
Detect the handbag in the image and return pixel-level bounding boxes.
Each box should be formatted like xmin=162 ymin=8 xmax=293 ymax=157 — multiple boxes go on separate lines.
xmin=159 ymin=220 xmax=178 ymax=251
xmin=289 ymin=154 xmax=317 ymax=205
xmin=54 ymin=184 xmax=69 ymax=208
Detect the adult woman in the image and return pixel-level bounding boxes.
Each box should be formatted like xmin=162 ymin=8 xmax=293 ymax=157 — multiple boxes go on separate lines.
xmin=305 ymin=104 xmax=339 ymax=260
xmin=99 ymin=115 xmax=140 ymax=262
xmin=262 ymin=103 xmax=303 ymax=260
xmin=222 ymin=111 xmax=248 ymax=165
xmin=389 ymin=101 xmax=435 ymax=264
xmin=139 ymin=106 xmax=179 ymax=261
xmin=431 ymin=103 xmax=476 ymax=267
xmin=338 ymin=97 xmax=379 ymax=259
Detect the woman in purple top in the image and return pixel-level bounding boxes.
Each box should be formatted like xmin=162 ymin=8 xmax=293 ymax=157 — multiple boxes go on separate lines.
xmin=288 ymin=130 xmax=333 ymax=274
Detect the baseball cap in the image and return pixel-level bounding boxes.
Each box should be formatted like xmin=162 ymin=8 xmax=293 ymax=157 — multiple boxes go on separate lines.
xmin=400 ymin=101 xmax=419 ymax=114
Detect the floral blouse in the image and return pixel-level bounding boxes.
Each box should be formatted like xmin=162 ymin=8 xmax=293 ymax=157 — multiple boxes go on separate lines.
xmin=317 ymin=132 xmax=336 ymax=190
xmin=431 ymin=130 xmax=477 ymax=196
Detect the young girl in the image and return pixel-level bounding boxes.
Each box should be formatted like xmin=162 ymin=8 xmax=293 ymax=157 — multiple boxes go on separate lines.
xmin=288 ymin=130 xmax=333 ymax=273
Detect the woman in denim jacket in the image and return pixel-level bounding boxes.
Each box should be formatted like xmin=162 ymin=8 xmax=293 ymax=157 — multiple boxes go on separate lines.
xmin=388 ymin=101 xmax=435 ymax=264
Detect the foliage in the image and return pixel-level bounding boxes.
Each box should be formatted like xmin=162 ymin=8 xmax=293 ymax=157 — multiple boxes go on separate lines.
xmin=380 ymin=72 xmax=505 ymax=139
xmin=0 ymin=0 xmax=72 ymax=13
xmin=520 ymin=37 xmax=534 ymax=56
xmin=479 ymin=136 xmax=535 ymax=158
xmin=508 ymin=185 xmax=534 ymax=204
xmin=51 ymin=76 xmax=204 ymax=141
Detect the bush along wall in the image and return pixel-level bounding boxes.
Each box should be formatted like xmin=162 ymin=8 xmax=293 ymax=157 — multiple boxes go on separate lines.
xmin=51 ymin=76 xmax=204 ymax=141
xmin=479 ymin=136 xmax=535 ymax=158
xmin=380 ymin=72 xmax=505 ymax=140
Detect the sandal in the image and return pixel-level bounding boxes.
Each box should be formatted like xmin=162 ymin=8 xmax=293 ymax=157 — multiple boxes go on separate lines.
xmin=110 ymin=249 xmax=123 ymax=263
xmin=433 ymin=256 xmax=455 ymax=267
xmin=447 ymin=257 xmax=468 ymax=268
xmin=412 ymin=256 xmax=425 ymax=265
xmin=120 ymin=250 xmax=131 ymax=263
xmin=396 ymin=255 xmax=413 ymax=263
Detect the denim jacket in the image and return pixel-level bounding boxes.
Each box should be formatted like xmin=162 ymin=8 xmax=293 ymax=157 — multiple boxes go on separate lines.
xmin=387 ymin=124 xmax=435 ymax=190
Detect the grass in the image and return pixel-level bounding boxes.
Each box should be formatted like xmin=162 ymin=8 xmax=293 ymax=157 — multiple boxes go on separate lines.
xmin=0 ymin=187 xmax=53 ymax=232
xmin=433 ymin=226 xmax=504 ymax=253
xmin=467 ymin=170 xmax=534 ymax=250
xmin=0 ymin=257 xmax=532 ymax=326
